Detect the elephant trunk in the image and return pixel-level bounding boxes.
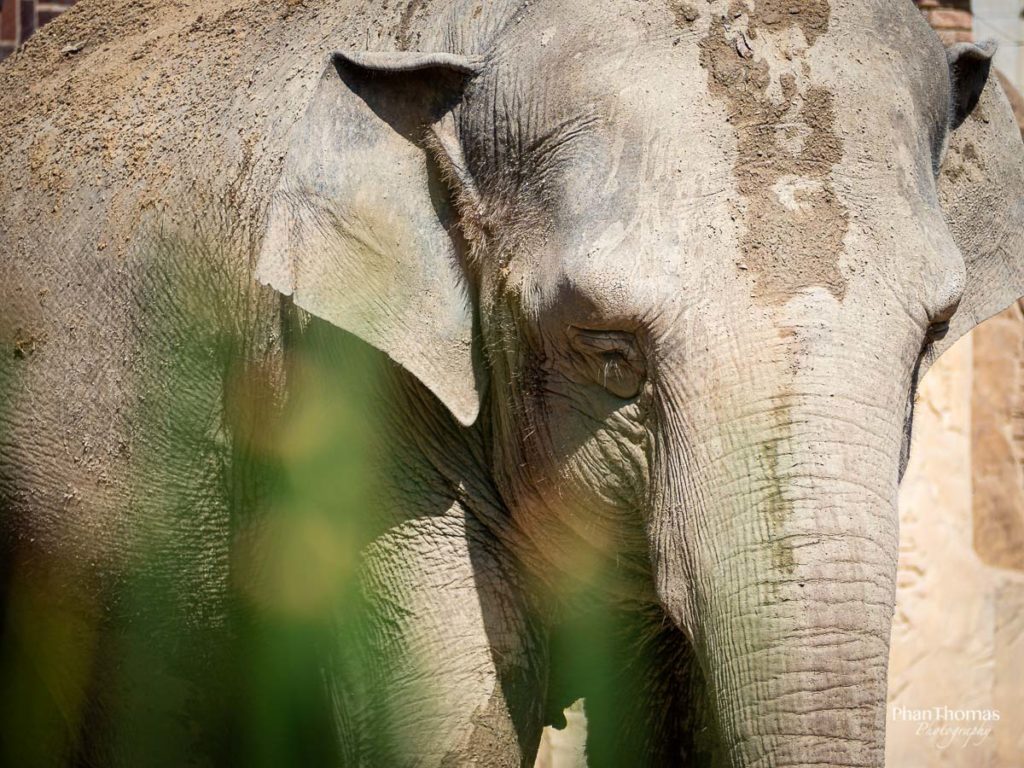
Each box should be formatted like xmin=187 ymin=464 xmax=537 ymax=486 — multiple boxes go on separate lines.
xmin=650 ymin=373 xmax=903 ymax=767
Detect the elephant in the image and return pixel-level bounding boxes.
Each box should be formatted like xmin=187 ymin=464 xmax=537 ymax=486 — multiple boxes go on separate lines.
xmin=1 ymin=0 xmax=1023 ymax=765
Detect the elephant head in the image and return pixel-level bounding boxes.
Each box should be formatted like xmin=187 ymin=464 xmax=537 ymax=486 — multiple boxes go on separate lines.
xmin=257 ymin=0 xmax=1024 ymax=764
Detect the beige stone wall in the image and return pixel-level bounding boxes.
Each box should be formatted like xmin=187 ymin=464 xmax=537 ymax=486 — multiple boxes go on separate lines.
xmin=888 ymin=332 xmax=1024 ymax=765
xmin=971 ymin=304 xmax=1024 ymax=572
xmin=915 ymin=0 xmax=973 ymax=43
xmin=535 ymin=703 xmax=587 ymax=768
xmin=888 ymin=2 xmax=1024 ymax=764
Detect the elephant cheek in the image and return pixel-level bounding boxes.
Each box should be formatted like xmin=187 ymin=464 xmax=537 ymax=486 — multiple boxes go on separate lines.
xmin=492 ymin=386 xmax=654 ymax=589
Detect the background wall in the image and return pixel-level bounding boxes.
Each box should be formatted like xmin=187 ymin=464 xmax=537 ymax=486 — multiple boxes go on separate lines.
xmin=0 ymin=0 xmax=74 ymax=61
xmin=886 ymin=2 xmax=1024 ymax=765
xmin=975 ymin=0 xmax=1024 ymax=86
xmin=918 ymin=0 xmax=975 ymax=41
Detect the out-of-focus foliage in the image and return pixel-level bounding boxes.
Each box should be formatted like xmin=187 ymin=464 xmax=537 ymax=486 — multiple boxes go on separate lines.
xmin=0 ymin=217 xmax=695 ymax=766
xmin=0 ymin=217 xmax=396 ymax=766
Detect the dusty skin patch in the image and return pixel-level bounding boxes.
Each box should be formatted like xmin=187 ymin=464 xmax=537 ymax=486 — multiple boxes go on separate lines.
xmin=698 ymin=1 xmax=849 ymax=303
xmin=398 ymin=0 xmax=430 ymax=48
xmin=11 ymin=329 xmax=44 ymax=359
xmin=442 ymin=687 xmax=523 ymax=767
xmin=669 ymin=1 xmax=699 ymax=28
xmin=759 ymin=433 xmax=797 ymax=575
xmin=750 ymin=0 xmax=830 ymax=46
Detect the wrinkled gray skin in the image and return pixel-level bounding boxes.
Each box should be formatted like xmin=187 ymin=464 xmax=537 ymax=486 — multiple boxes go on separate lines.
xmin=2 ymin=0 xmax=1024 ymax=766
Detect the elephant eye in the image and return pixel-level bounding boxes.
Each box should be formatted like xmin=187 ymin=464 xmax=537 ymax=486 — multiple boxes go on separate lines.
xmin=926 ymin=320 xmax=950 ymax=342
xmin=567 ymin=326 xmax=647 ymax=400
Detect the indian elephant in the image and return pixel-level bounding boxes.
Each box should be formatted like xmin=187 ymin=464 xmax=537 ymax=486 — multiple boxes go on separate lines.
xmin=1 ymin=0 xmax=1022 ymax=765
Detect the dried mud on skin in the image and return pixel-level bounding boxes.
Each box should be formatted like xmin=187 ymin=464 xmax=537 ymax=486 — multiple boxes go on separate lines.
xmin=697 ymin=0 xmax=849 ymax=303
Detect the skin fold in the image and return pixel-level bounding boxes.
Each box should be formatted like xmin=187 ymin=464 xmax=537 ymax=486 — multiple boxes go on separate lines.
xmin=1 ymin=1 xmax=1023 ymax=766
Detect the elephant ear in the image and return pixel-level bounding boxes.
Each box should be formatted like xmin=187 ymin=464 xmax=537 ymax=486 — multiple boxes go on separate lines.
xmin=257 ymin=51 xmax=485 ymax=426
xmin=927 ymin=40 xmax=1024 ymax=367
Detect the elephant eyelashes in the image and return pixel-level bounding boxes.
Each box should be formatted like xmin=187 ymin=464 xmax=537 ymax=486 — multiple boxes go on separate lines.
xmin=567 ymin=326 xmax=647 ymax=400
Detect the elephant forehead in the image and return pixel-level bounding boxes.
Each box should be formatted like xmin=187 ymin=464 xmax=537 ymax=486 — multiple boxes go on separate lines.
xmin=499 ymin=0 xmax=949 ymax=305
xmin=477 ymin=0 xmax=947 ymax=157
xmin=690 ymin=0 xmax=951 ymax=304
